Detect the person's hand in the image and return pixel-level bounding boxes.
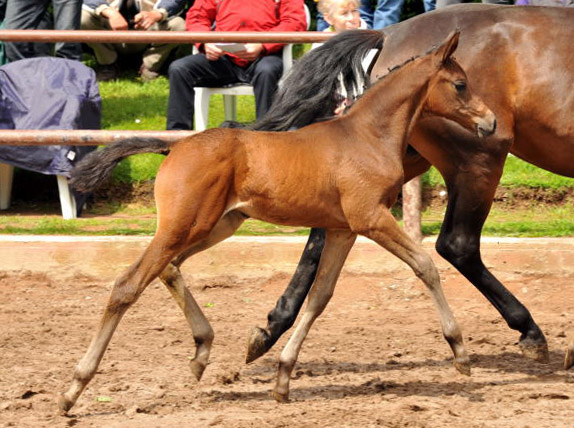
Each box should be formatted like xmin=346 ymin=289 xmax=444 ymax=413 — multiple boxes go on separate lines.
xmin=234 ymin=43 xmax=264 ymax=62
xmin=102 ymin=8 xmax=129 ymax=31
xmin=204 ymin=43 xmax=225 ymax=61
xmin=134 ymin=11 xmax=163 ymax=30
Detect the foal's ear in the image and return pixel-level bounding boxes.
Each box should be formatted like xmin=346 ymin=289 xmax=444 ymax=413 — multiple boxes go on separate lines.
xmin=433 ymin=30 xmax=460 ymax=66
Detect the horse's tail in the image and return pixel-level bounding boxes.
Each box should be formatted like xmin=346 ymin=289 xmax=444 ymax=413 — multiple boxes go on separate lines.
xmin=70 ymin=137 xmax=170 ymax=192
xmin=252 ymin=29 xmax=384 ymax=132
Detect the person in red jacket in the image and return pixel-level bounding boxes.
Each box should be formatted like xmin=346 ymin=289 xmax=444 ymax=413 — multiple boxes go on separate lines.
xmin=166 ymin=0 xmax=307 ymax=130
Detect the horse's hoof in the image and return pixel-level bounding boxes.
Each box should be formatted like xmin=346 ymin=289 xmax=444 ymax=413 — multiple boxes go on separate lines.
xmin=519 ymin=337 xmax=549 ymax=363
xmin=57 ymin=393 xmax=73 ymax=416
xmin=189 ymin=359 xmax=207 ymax=382
xmin=564 ymin=344 xmax=574 ymax=370
xmin=246 ymin=327 xmax=272 ymax=364
xmin=454 ymin=358 xmax=471 ymax=376
xmin=271 ymin=389 xmax=290 ymax=403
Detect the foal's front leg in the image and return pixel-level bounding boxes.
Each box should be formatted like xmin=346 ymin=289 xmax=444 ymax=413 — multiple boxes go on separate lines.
xmin=359 ymin=208 xmax=470 ymax=375
xmin=273 ymin=230 xmax=356 ymax=402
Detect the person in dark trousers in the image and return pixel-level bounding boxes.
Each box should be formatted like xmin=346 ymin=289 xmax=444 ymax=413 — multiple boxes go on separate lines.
xmin=3 ymin=0 xmax=82 ymax=62
xmin=166 ymin=0 xmax=307 ymax=131
xmin=81 ymin=0 xmax=187 ymax=81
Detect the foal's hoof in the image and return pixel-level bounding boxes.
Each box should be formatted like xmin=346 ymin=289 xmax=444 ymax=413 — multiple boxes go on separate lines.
xmin=564 ymin=344 xmax=574 ymax=370
xmin=246 ymin=327 xmax=272 ymax=364
xmin=271 ymin=389 xmax=290 ymax=403
xmin=519 ymin=337 xmax=549 ymax=364
xmin=57 ymin=393 xmax=73 ymax=416
xmin=454 ymin=358 xmax=471 ymax=376
xmin=189 ymin=359 xmax=207 ymax=382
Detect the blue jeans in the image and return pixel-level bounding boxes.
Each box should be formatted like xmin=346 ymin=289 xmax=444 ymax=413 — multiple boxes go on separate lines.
xmin=424 ymin=0 xmax=436 ymax=11
xmin=4 ymin=0 xmax=82 ymax=61
xmin=372 ymin=0 xmax=405 ymax=29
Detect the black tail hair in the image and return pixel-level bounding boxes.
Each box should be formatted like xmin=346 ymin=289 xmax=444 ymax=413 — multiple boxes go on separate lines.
xmin=69 ymin=137 xmax=169 ymax=192
xmin=252 ymin=29 xmax=384 ymax=132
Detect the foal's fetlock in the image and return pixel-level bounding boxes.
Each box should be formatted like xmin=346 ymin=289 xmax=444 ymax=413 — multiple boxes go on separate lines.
xmin=246 ymin=326 xmax=272 ymax=363
xmin=518 ymin=335 xmax=549 ymax=363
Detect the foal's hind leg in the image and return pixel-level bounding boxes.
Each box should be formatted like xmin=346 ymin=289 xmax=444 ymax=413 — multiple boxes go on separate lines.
xmin=159 ymin=211 xmax=247 ymax=381
xmin=358 ymin=209 xmax=470 ymax=375
xmin=58 ymin=233 xmax=191 ymax=414
xmin=273 ymin=230 xmax=356 ymax=402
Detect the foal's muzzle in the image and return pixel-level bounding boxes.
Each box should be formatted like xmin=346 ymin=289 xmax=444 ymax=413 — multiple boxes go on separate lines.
xmin=476 ymin=111 xmax=497 ymax=138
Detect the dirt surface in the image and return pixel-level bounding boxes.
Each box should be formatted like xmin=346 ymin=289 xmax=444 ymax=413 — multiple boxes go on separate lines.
xmin=1 ymin=236 xmax=573 ymax=428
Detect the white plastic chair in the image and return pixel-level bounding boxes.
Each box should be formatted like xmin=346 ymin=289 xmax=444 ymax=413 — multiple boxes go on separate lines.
xmin=193 ymin=44 xmax=294 ymax=131
xmin=0 ymin=163 xmax=76 ymax=219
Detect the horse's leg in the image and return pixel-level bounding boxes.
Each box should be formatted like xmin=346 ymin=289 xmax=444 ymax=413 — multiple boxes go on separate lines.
xmin=273 ymin=230 xmax=356 ymax=402
xmin=566 ymin=342 xmax=574 ymax=370
xmin=360 ymin=208 xmax=470 ymax=375
xmin=58 ymin=232 xmax=191 ymax=414
xmin=158 ymin=211 xmax=247 ymax=381
xmin=247 ymin=227 xmax=326 ymax=363
xmin=435 ymin=171 xmax=548 ymax=362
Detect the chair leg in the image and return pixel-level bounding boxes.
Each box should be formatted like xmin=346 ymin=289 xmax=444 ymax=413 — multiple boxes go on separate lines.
xmin=223 ymin=95 xmax=238 ymax=122
xmin=57 ymin=175 xmax=77 ymax=220
xmin=0 ymin=163 xmax=14 ymax=210
xmin=194 ymin=88 xmax=211 ymax=131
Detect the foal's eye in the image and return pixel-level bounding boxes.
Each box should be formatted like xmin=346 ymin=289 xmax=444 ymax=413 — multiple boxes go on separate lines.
xmin=454 ymin=81 xmax=467 ymax=93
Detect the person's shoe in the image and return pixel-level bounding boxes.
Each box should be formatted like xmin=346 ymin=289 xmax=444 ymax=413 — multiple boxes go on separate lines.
xmin=139 ymin=65 xmax=160 ymax=82
xmin=96 ymin=63 xmax=118 ymax=82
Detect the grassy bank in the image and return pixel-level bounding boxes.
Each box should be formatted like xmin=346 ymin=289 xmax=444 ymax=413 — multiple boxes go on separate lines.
xmin=3 ymin=73 xmax=574 ymax=237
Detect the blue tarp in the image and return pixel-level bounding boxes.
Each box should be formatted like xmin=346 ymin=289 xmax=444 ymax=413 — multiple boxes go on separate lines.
xmin=0 ymin=57 xmax=101 ymax=177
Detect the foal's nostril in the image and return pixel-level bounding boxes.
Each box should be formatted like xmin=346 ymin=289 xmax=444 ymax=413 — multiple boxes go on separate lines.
xmin=476 ymin=116 xmax=497 ymax=138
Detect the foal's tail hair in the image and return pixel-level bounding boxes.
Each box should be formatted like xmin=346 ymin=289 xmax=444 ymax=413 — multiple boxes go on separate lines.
xmin=252 ymin=29 xmax=384 ymax=132
xmin=69 ymin=137 xmax=170 ymax=192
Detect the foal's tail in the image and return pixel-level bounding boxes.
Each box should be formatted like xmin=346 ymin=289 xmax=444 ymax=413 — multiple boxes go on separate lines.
xmin=252 ymin=29 xmax=385 ymax=132
xmin=69 ymin=137 xmax=170 ymax=193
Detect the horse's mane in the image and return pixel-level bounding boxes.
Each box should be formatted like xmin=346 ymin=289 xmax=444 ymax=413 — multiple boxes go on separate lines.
xmin=251 ymin=30 xmax=385 ymax=132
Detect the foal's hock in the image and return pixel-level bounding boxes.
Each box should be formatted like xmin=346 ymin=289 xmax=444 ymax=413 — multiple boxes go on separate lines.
xmin=60 ymin=31 xmax=495 ymax=413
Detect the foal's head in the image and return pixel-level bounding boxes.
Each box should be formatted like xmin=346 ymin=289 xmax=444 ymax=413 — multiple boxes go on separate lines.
xmin=423 ymin=31 xmax=496 ymax=138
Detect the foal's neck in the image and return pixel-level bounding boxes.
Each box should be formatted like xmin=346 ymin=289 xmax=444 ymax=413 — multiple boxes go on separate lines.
xmin=343 ymin=56 xmax=433 ymax=152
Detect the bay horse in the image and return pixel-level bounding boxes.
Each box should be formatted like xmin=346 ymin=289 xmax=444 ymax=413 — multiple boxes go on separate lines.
xmin=60 ymin=31 xmax=495 ymax=412
xmin=246 ymin=4 xmax=574 ymax=370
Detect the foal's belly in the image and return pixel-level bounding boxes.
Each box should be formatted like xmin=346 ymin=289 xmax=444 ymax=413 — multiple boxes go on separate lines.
xmin=237 ymin=196 xmax=350 ymax=229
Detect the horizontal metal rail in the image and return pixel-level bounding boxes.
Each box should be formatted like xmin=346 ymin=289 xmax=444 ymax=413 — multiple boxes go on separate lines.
xmin=0 ymin=130 xmax=197 ymax=146
xmin=0 ymin=30 xmax=335 ymax=146
xmin=0 ymin=30 xmax=334 ymax=44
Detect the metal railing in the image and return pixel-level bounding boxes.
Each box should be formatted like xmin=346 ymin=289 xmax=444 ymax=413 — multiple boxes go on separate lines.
xmin=0 ymin=30 xmax=335 ymax=146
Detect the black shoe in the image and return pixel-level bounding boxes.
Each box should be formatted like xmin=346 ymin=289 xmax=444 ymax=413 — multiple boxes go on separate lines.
xmin=96 ymin=63 xmax=119 ymax=82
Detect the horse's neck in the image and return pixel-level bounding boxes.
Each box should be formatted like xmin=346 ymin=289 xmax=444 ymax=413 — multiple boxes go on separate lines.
xmin=346 ymin=58 xmax=432 ymax=151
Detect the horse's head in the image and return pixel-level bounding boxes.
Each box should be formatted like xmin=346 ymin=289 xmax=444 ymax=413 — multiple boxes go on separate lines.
xmin=423 ymin=31 xmax=496 ymax=138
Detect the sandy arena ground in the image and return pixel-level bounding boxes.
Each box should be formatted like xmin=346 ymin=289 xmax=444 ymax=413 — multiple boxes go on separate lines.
xmin=0 ymin=235 xmax=573 ymax=428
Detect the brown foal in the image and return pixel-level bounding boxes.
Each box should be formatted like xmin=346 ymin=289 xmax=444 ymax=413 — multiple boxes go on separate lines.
xmin=60 ymin=31 xmax=495 ymax=412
